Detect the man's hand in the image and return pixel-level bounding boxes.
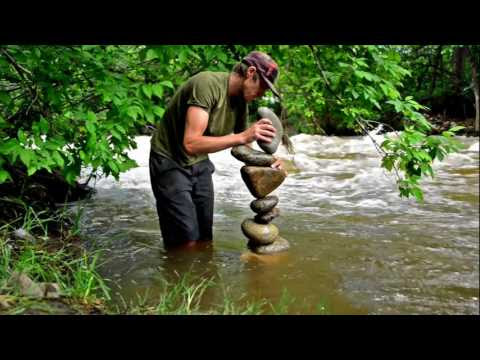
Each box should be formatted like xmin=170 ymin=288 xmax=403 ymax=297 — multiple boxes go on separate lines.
xmin=241 ymin=118 xmax=276 ymax=144
xmin=271 ymin=157 xmax=288 ymax=175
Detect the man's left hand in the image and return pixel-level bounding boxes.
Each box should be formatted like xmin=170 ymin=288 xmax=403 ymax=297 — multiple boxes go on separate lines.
xmin=271 ymin=158 xmax=288 ymax=175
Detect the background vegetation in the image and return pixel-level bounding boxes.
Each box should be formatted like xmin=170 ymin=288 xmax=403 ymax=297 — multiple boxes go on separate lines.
xmin=0 ymin=45 xmax=478 ymax=216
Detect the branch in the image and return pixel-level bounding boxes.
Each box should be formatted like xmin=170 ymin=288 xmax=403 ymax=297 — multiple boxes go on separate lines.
xmin=361 ymin=119 xmax=400 ymax=136
xmin=0 ymin=48 xmax=33 ymax=77
xmin=307 ymin=46 xmax=386 ymax=153
xmin=307 ymin=45 xmax=403 ymax=182
xmin=25 ymin=86 xmax=40 ymax=116
xmin=0 ymin=48 xmax=35 ymax=98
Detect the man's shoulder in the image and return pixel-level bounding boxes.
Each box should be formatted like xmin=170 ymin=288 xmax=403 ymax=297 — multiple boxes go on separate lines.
xmin=189 ymin=71 xmax=228 ymax=85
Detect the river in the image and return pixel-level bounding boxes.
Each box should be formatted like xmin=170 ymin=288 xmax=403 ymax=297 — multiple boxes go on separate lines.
xmin=76 ymin=132 xmax=479 ymax=314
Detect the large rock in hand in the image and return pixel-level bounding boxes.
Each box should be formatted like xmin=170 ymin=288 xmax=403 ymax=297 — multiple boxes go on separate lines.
xmin=257 ymin=107 xmax=283 ymax=154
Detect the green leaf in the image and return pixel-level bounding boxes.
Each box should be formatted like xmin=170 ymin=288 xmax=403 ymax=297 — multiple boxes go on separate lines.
xmin=39 ymin=116 xmax=49 ymax=133
xmin=86 ymin=133 xmax=97 ymax=151
xmin=153 ymin=106 xmax=165 ymax=118
xmin=152 ymin=84 xmax=164 ymax=98
xmin=0 ymin=116 xmax=8 ymax=129
xmin=117 ymin=159 xmax=138 ymax=172
xmin=27 ymin=165 xmax=37 ymax=176
xmin=19 ymin=149 xmax=33 ymax=167
xmin=111 ymin=129 xmax=123 ymax=141
xmin=127 ymin=106 xmax=142 ymax=120
xmin=87 ymin=111 xmax=97 ymax=122
xmin=142 ymin=85 xmax=152 ymax=99
xmin=382 ymin=156 xmax=394 ymax=171
xmin=17 ymin=129 xmax=27 ymax=144
xmin=0 ymin=91 xmax=11 ymax=104
xmin=86 ymin=120 xmax=96 ymax=134
xmin=146 ymin=49 xmax=158 ymax=61
xmin=449 ymin=126 xmax=465 ymax=133
xmin=86 ymin=111 xmax=97 ymax=133
xmin=108 ymin=160 xmax=119 ymax=173
xmin=411 ymin=187 xmax=424 ymax=202
xmin=0 ymin=169 xmax=11 ymax=183
xmin=64 ymin=167 xmax=77 ymax=185
xmin=145 ymin=109 xmax=154 ymax=124
xmin=0 ymin=139 xmax=20 ymax=155
xmin=160 ymin=80 xmax=174 ymax=89
xmin=371 ymin=99 xmax=382 ymax=110
xmin=114 ymin=124 xmax=127 ymax=134
xmin=52 ymin=151 xmax=65 ymax=167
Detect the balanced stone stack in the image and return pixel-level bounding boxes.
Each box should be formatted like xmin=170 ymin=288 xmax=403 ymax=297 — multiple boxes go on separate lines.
xmin=231 ymin=107 xmax=290 ymax=255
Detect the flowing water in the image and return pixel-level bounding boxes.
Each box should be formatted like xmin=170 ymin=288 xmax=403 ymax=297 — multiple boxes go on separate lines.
xmin=76 ymin=132 xmax=479 ymax=314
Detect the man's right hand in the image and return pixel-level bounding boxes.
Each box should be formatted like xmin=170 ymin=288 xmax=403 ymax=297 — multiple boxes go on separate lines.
xmin=241 ymin=118 xmax=276 ymax=144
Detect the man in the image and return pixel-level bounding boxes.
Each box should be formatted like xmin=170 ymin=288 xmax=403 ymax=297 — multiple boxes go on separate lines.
xmin=149 ymin=50 xmax=284 ymax=250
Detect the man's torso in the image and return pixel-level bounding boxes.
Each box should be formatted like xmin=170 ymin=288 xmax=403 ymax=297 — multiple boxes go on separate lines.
xmin=150 ymin=71 xmax=248 ymax=167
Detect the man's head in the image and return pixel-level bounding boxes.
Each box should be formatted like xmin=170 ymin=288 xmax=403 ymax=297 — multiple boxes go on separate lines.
xmin=233 ymin=51 xmax=280 ymax=102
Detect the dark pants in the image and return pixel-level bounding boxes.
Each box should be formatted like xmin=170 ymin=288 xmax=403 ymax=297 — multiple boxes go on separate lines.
xmin=149 ymin=151 xmax=215 ymax=248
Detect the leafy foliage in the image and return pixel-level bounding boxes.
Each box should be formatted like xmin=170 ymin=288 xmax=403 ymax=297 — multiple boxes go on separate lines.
xmin=0 ymin=45 xmax=470 ymax=202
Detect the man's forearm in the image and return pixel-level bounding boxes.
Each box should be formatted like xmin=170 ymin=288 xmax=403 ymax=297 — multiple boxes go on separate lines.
xmin=184 ymin=133 xmax=246 ymax=155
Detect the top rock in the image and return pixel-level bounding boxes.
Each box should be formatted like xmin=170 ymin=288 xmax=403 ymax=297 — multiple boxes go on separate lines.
xmin=257 ymin=107 xmax=283 ymax=154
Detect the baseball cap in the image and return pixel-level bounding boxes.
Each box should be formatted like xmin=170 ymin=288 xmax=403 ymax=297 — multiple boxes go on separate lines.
xmin=241 ymin=51 xmax=281 ymax=99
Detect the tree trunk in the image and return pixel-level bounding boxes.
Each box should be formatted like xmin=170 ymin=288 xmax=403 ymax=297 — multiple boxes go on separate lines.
xmin=467 ymin=48 xmax=479 ymax=132
xmin=429 ymin=45 xmax=443 ymax=97
xmin=453 ymin=46 xmax=467 ymax=95
xmin=472 ymin=64 xmax=479 ymax=133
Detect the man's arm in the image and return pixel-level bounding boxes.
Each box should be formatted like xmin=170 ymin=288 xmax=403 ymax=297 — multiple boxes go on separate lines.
xmin=183 ymin=106 xmax=276 ymax=156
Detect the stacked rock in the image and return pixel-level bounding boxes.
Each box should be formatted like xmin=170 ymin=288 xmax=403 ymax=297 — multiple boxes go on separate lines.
xmin=231 ymin=107 xmax=290 ymax=255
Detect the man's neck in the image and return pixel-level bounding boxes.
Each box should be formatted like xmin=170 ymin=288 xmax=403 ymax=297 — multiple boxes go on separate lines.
xmin=228 ymin=73 xmax=243 ymax=97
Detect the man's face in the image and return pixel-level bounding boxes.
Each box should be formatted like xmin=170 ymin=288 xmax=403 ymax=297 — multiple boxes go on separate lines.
xmin=242 ymin=67 xmax=269 ymax=102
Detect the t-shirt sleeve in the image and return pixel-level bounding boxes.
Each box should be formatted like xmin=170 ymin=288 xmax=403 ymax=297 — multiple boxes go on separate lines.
xmin=185 ymin=75 xmax=217 ymax=112
xmin=234 ymin=104 xmax=249 ymax=134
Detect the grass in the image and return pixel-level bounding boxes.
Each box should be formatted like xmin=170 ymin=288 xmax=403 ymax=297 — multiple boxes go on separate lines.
xmin=108 ymin=271 xmax=329 ymax=315
xmin=109 ymin=274 xmax=275 ymax=315
xmin=0 ymin=205 xmax=110 ymax=314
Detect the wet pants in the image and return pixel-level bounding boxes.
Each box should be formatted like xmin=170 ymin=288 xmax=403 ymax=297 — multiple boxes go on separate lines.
xmin=149 ymin=151 xmax=215 ymax=248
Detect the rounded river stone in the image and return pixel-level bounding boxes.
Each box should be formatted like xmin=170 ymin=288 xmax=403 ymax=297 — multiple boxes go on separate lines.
xmin=254 ymin=207 xmax=280 ymax=224
xmin=250 ymin=195 xmax=279 ymax=214
xmin=257 ymin=107 xmax=283 ymax=154
xmin=231 ymin=145 xmax=276 ymax=166
xmin=241 ymin=218 xmax=278 ymax=245
xmin=248 ymin=237 xmax=290 ymax=255
xmin=241 ymin=166 xmax=287 ymax=199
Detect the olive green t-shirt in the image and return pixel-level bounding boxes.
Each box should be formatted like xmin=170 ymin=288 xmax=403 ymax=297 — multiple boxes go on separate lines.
xmin=150 ymin=71 xmax=248 ymax=167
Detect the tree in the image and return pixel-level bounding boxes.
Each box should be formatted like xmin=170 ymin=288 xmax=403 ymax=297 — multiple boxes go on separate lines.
xmin=466 ymin=46 xmax=479 ymax=132
xmin=0 ymin=45 xmax=466 ymax=206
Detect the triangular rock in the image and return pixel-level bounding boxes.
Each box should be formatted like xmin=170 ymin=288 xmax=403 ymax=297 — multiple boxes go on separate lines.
xmin=241 ymin=166 xmax=287 ymax=198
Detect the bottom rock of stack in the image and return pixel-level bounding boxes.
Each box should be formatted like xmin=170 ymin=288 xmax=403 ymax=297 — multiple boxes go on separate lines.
xmin=248 ymin=237 xmax=290 ymax=255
